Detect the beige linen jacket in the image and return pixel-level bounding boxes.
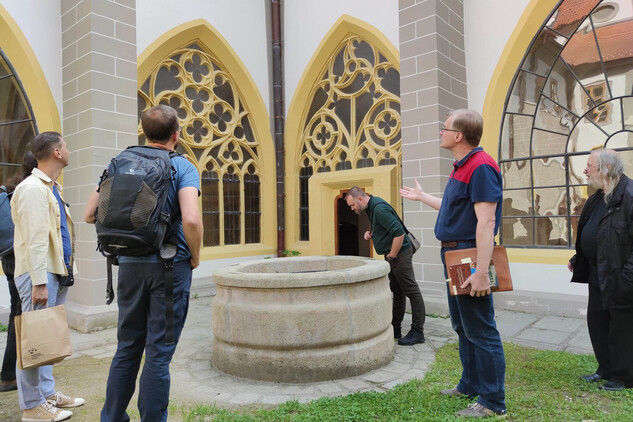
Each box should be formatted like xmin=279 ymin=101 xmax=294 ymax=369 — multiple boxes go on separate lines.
xmin=12 ymin=168 xmax=75 ymax=285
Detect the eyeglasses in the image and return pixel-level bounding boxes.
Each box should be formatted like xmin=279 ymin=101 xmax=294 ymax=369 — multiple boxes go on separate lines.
xmin=440 ymin=127 xmax=461 ymax=134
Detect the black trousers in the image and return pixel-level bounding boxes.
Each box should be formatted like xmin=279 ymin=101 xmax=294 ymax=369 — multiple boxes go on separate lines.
xmin=1 ymin=253 xmax=20 ymax=382
xmin=587 ymin=284 xmax=633 ymax=386
xmin=387 ymin=246 xmax=425 ymax=333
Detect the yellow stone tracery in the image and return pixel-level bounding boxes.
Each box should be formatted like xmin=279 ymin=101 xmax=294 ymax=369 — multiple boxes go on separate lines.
xmin=299 ymin=36 xmax=401 ymax=173
xmin=138 ymin=42 xmax=261 ymax=247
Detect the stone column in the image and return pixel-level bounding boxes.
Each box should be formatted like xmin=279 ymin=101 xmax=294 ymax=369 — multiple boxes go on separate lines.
xmin=61 ymin=0 xmax=137 ymax=331
xmin=399 ymin=0 xmax=467 ymax=313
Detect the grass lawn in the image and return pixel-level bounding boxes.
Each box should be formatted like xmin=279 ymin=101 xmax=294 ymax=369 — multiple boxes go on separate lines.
xmin=182 ymin=343 xmax=633 ymax=421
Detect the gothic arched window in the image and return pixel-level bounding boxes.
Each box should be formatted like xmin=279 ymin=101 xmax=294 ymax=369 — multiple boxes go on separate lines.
xmin=298 ymin=36 xmax=401 ymax=240
xmin=139 ymin=43 xmax=261 ymax=247
xmin=0 ymin=48 xmax=37 ymax=185
xmin=500 ymin=0 xmax=633 ymax=248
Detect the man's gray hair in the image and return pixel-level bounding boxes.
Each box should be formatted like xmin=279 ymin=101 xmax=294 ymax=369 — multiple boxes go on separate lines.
xmin=593 ymin=148 xmax=624 ymax=199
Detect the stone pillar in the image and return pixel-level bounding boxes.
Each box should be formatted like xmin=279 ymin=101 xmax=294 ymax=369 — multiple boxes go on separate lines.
xmin=61 ymin=0 xmax=137 ymax=331
xmin=398 ymin=0 xmax=467 ymax=313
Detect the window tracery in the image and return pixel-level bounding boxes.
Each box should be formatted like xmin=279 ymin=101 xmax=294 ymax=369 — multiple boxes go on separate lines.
xmin=500 ymin=0 xmax=633 ymax=248
xmin=0 ymin=48 xmax=37 ymax=186
xmin=138 ymin=43 xmax=261 ymax=247
xmin=298 ymin=36 xmax=401 ymax=240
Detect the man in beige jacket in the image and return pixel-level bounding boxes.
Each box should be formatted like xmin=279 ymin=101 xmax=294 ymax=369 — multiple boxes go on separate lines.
xmin=12 ymin=132 xmax=83 ymax=422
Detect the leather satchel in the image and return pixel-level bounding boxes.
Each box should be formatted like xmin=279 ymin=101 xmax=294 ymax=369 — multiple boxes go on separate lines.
xmin=407 ymin=232 xmax=420 ymax=254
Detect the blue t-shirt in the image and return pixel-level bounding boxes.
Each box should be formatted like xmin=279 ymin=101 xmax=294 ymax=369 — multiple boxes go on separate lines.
xmin=435 ymin=147 xmax=503 ymax=241
xmin=119 ymin=155 xmax=200 ymax=263
xmin=52 ymin=185 xmax=71 ymax=266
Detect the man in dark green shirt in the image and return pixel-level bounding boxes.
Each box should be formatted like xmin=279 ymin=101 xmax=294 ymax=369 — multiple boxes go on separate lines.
xmin=346 ymin=187 xmax=426 ymax=345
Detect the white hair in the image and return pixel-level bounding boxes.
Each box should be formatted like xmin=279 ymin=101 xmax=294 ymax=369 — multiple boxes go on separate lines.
xmin=592 ymin=149 xmax=624 ymax=201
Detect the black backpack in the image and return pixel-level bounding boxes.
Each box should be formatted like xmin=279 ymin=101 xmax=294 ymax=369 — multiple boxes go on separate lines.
xmin=0 ymin=187 xmax=14 ymax=257
xmin=96 ymin=145 xmax=177 ymax=257
xmin=95 ymin=145 xmax=180 ymax=344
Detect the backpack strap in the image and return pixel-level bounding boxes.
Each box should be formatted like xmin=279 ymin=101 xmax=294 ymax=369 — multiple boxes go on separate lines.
xmin=105 ymin=255 xmax=116 ymax=305
xmin=160 ymin=243 xmax=178 ymax=345
xmin=163 ymin=260 xmax=175 ymax=345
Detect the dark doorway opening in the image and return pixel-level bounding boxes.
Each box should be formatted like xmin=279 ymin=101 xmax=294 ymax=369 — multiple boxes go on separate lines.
xmin=336 ymin=192 xmax=371 ymax=257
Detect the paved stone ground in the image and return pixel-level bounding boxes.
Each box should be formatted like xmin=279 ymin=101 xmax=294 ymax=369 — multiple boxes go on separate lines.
xmin=0 ymin=295 xmax=592 ymax=410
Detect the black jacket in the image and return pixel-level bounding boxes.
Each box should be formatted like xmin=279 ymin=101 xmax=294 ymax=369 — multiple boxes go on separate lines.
xmin=570 ymin=175 xmax=633 ymax=309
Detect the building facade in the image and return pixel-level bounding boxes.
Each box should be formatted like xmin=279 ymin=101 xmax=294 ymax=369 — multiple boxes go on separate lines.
xmin=0 ymin=0 xmax=631 ymax=330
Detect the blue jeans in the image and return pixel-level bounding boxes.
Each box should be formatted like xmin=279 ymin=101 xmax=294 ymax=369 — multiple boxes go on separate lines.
xmin=101 ymin=261 xmax=192 ymax=422
xmin=441 ymin=242 xmax=506 ymax=413
xmin=14 ymin=272 xmax=68 ymax=410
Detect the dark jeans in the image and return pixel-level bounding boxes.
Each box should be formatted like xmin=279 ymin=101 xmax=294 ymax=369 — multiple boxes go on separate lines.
xmin=101 ymin=261 xmax=192 ymax=422
xmin=1 ymin=253 xmax=20 ymax=382
xmin=388 ymin=246 xmax=425 ymax=333
xmin=587 ymin=284 xmax=633 ymax=386
xmin=441 ymin=242 xmax=506 ymax=413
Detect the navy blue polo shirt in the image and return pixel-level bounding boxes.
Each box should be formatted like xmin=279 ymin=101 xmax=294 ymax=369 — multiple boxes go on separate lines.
xmin=435 ymin=147 xmax=502 ymax=241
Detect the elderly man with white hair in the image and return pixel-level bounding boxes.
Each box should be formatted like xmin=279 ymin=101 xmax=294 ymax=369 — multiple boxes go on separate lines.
xmin=568 ymin=148 xmax=633 ymax=391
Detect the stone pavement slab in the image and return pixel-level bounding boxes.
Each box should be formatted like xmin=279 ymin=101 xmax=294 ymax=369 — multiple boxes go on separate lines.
xmin=532 ymin=316 xmax=585 ymax=333
xmin=495 ymin=310 xmax=539 ymax=337
xmin=516 ymin=327 xmax=573 ymax=345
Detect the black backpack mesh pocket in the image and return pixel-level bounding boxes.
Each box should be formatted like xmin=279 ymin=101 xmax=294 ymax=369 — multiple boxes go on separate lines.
xmin=131 ymin=181 xmax=158 ymax=229
xmin=97 ymin=178 xmax=112 ymax=225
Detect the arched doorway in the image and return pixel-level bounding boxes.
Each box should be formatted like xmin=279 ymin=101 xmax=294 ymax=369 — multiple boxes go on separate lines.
xmin=336 ymin=190 xmax=371 ymax=257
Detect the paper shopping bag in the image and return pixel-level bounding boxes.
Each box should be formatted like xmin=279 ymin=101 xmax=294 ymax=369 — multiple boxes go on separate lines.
xmin=15 ymin=304 xmax=72 ymax=370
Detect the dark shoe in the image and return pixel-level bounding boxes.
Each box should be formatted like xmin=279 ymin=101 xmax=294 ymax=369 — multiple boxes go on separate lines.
xmin=580 ymin=373 xmax=602 ymax=382
xmin=598 ymin=380 xmax=626 ymax=391
xmin=393 ymin=326 xmax=402 ymax=339
xmin=397 ymin=329 xmax=425 ymax=346
xmin=441 ymin=386 xmax=467 ymax=397
xmin=456 ymin=402 xmax=507 ymax=418
xmin=0 ymin=379 xmax=17 ymax=392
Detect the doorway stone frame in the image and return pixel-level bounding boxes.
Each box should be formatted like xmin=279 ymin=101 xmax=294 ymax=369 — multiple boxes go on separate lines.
xmin=308 ymin=165 xmax=400 ymax=256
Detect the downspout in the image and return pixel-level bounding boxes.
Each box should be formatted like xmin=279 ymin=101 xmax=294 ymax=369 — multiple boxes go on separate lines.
xmin=271 ymin=0 xmax=286 ymax=257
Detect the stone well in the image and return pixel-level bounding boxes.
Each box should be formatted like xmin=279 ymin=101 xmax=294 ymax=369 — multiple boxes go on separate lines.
xmin=211 ymin=256 xmax=394 ymax=382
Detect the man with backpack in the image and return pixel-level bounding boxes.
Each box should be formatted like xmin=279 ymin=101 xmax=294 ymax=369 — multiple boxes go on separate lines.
xmin=12 ymin=132 xmax=83 ymax=421
xmin=84 ymin=104 xmax=203 ymax=422
xmin=345 ymin=187 xmax=426 ymax=346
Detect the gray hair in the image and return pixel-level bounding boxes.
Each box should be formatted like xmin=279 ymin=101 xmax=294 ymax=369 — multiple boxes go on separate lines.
xmin=593 ymin=149 xmax=624 ymax=200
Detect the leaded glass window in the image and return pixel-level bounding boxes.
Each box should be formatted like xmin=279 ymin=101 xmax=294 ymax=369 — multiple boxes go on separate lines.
xmin=298 ymin=36 xmax=401 ymax=240
xmin=500 ymin=0 xmax=633 ymax=248
xmin=138 ymin=43 xmax=262 ymax=247
xmin=0 ymin=48 xmax=37 ymax=186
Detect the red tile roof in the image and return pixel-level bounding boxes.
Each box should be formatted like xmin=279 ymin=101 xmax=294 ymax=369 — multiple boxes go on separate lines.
xmin=562 ymin=20 xmax=633 ymax=66
xmin=552 ymin=0 xmax=601 ymax=29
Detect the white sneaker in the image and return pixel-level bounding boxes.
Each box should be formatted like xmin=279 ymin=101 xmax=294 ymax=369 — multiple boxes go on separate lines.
xmin=46 ymin=390 xmax=85 ymax=408
xmin=22 ymin=401 xmax=72 ymax=421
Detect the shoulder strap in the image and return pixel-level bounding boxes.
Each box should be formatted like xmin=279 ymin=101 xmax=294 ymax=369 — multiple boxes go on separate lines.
xmin=368 ymin=199 xmax=410 ymax=234
xmin=383 ymin=202 xmax=410 ymax=234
